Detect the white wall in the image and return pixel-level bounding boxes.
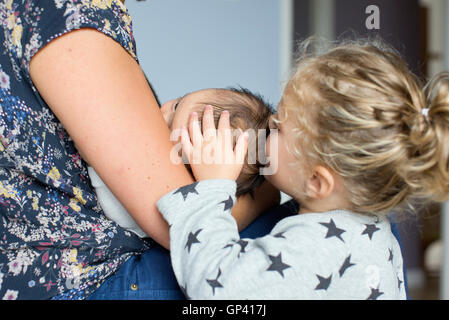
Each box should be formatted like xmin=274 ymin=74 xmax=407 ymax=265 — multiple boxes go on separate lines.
xmin=126 ymin=0 xmax=286 ymax=108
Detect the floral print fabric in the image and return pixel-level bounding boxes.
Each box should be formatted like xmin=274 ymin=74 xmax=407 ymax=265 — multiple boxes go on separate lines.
xmin=0 ymin=0 xmax=149 ymax=300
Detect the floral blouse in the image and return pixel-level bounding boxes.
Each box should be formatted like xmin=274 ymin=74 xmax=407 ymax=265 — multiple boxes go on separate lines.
xmin=0 ymin=0 xmax=149 ymax=300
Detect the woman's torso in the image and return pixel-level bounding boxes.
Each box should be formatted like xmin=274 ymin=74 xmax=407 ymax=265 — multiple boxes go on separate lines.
xmin=0 ymin=0 xmax=148 ymax=300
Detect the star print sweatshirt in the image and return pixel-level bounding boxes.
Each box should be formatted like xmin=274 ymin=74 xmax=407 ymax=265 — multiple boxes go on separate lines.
xmin=157 ymin=179 xmax=407 ymax=300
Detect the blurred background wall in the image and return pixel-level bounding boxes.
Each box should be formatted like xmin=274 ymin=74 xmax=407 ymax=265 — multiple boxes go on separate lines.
xmin=126 ymin=0 xmax=449 ymax=299
xmin=126 ymin=0 xmax=287 ymax=107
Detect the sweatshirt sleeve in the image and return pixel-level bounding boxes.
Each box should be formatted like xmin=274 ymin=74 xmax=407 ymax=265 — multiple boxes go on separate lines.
xmin=157 ymin=179 xmax=305 ymax=299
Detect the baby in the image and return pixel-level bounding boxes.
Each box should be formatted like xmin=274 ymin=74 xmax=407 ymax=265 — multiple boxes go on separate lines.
xmin=156 ymin=39 xmax=449 ymax=299
xmin=88 ymin=87 xmax=274 ymax=238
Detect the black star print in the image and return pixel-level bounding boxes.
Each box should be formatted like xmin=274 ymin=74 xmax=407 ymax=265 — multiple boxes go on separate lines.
xmin=367 ymin=287 xmax=384 ymax=300
xmin=223 ymin=243 xmax=233 ymax=250
xmin=361 ymin=223 xmax=380 ymax=240
xmin=339 ymin=255 xmax=355 ymax=277
xmin=220 ymin=196 xmax=234 ymax=211
xmin=174 ymin=182 xmax=199 ymax=201
xmin=185 ymin=229 xmax=202 ymax=253
xmin=273 ymin=232 xmax=286 ymax=239
xmin=266 ymin=253 xmax=291 ymax=278
xmin=388 ymin=248 xmax=394 ymax=264
xmin=206 ymin=268 xmax=224 ymax=295
xmin=180 ymin=284 xmax=191 ymax=300
xmin=223 ymin=240 xmax=248 ymax=254
xmin=315 ymin=274 xmax=332 ymax=291
xmin=236 ymin=239 xmax=248 ymax=255
xmin=397 ymin=277 xmax=403 ymax=290
xmin=319 ymin=219 xmax=346 ymax=242
xmin=223 ymin=239 xmax=249 ymax=257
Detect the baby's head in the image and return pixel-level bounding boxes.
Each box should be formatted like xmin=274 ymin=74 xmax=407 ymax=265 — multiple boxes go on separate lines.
xmin=161 ymin=87 xmax=273 ymax=197
xmin=270 ymin=38 xmax=449 ymax=216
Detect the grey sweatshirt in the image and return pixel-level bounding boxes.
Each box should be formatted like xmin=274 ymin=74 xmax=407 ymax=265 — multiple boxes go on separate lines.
xmin=157 ymin=179 xmax=407 ymax=300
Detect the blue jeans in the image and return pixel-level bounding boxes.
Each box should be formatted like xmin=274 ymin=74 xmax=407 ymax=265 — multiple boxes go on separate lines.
xmin=88 ymin=200 xmax=298 ymax=300
xmin=87 ymin=243 xmax=186 ymax=300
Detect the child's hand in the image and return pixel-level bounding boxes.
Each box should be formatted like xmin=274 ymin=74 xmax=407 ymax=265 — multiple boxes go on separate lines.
xmin=180 ymin=105 xmax=249 ymax=181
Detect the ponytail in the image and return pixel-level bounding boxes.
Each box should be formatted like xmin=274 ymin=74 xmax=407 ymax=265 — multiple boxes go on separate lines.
xmin=281 ymin=37 xmax=449 ymax=216
xmin=410 ymin=72 xmax=449 ymax=202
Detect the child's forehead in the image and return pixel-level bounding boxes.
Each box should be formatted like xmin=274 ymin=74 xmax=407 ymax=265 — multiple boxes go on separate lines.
xmin=177 ymin=89 xmax=231 ymax=114
xmin=176 ymin=89 xmax=216 ymax=109
xmin=187 ymin=88 xmax=227 ymax=99
xmin=182 ymin=89 xmax=244 ymax=110
xmin=183 ymin=89 xmax=210 ymax=101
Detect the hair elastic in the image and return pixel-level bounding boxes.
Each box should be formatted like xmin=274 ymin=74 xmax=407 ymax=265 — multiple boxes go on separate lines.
xmin=421 ymin=108 xmax=430 ymax=120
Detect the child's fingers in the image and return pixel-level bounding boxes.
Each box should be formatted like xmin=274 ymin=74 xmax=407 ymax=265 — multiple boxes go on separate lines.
xmin=217 ymin=110 xmax=232 ymax=145
xmin=189 ymin=112 xmax=203 ymax=146
xmin=217 ymin=111 xmax=233 ymax=164
xmin=217 ymin=110 xmax=230 ymax=131
xmin=180 ymin=126 xmax=193 ymax=161
xmin=235 ymin=131 xmax=249 ymax=164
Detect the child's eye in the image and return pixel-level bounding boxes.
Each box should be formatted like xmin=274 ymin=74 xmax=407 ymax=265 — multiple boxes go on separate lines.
xmin=173 ymin=100 xmax=180 ymax=111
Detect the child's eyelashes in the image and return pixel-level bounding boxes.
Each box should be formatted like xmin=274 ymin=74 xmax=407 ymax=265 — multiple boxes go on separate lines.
xmin=173 ymin=100 xmax=180 ymax=111
xmin=173 ymin=94 xmax=188 ymax=112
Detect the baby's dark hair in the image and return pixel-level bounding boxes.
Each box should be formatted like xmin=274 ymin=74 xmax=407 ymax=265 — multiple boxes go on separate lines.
xmin=187 ymin=87 xmax=273 ymax=198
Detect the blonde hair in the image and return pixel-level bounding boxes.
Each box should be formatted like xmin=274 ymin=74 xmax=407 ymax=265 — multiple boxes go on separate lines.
xmin=278 ymin=37 xmax=449 ymax=216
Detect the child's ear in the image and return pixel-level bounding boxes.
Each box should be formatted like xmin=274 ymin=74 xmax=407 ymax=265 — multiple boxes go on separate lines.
xmin=306 ymin=165 xmax=334 ymax=199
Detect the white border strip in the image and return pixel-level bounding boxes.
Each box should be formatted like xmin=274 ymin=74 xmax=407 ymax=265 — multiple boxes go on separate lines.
xmin=279 ymin=0 xmax=293 ymax=205
xmin=310 ymin=0 xmax=335 ymax=41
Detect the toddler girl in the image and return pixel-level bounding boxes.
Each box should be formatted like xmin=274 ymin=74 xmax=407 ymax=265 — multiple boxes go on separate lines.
xmin=156 ymin=39 xmax=449 ymax=299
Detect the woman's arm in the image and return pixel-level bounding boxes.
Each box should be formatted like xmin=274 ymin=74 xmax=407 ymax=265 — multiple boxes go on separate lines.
xmin=29 ymin=28 xmax=274 ymax=248
xmin=30 ymin=29 xmax=193 ymax=249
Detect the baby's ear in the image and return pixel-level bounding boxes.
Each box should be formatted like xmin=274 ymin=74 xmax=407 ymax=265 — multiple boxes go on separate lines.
xmin=305 ymin=166 xmax=335 ymax=199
